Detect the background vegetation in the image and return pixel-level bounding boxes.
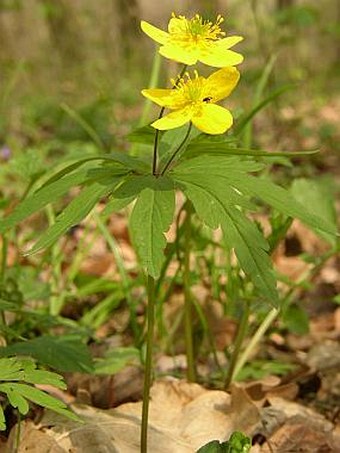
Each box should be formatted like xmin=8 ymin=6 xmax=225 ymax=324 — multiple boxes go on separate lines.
xmin=0 ymin=1 xmax=339 ymax=450
xmin=0 ymin=0 xmax=339 ymax=161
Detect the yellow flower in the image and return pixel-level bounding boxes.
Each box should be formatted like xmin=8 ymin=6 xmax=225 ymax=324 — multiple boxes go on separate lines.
xmin=141 ymin=13 xmax=243 ymax=67
xmin=142 ymin=67 xmax=240 ymax=135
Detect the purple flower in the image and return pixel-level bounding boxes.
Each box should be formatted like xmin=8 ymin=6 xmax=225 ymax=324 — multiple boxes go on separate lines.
xmin=0 ymin=146 xmax=11 ymax=161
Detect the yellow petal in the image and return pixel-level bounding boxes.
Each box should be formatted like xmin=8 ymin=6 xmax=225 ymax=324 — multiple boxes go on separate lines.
xmin=192 ymin=104 xmax=233 ymax=135
xmin=217 ymin=36 xmax=244 ymax=49
xmin=141 ymin=20 xmax=168 ymax=45
xmin=151 ymin=108 xmax=193 ymax=130
xmin=141 ymin=88 xmax=175 ymax=108
xmin=159 ymin=44 xmax=198 ymax=65
xmin=199 ymin=45 xmax=244 ymax=67
xmin=204 ymin=67 xmax=240 ymax=103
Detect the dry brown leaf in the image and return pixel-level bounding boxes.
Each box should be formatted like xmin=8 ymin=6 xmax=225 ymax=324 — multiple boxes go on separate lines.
xmin=259 ymin=419 xmax=336 ymax=452
xmin=9 ymin=379 xmax=260 ymax=453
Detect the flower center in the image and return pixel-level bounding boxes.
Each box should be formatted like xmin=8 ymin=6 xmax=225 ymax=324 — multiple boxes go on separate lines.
xmin=171 ymin=72 xmax=212 ymax=109
xmin=170 ymin=14 xmax=226 ymax=46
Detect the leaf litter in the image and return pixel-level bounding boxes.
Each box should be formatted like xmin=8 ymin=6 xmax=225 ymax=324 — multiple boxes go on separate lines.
xmin=1 ymin=187 xmax=340 ymax=452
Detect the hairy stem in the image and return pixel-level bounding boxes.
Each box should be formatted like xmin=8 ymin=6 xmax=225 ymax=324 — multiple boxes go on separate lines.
xmin=141 ymin=275 xmax=156 ymax=453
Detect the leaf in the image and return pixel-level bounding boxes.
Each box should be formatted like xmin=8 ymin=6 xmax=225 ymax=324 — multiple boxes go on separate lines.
xmin=173 ymin=170 xmax=278 ymax=304
xmin=196 ymin=440 xmax=223 ymax=453
xmin=27 ymin=176 xmax=122 ymax=254
xmin=81 ymin=293 xmax=123 ymax=329
xmin=282 ymin=304 xmax=309 ymax=335
xmin=38 ymin=157 xmax=107 ymax=189
xmin=0 ymin=383 xmax=30 ymax=414
xmin=0 ymin=336 xmax=94 ymax=373
xmin=185 ymin=142 xmax=318 ymax=159
xmin=231 ymin=175 xmax=337 ymax=236
xmin=158 ymin=124 xmax=199 ymax=164
xmin=290 ymin=178 xmax=337 ymax=245
xmin=127 ymin=124 xmax=158 ymax=144
xmin=0 ymin=383 xmax=80 ymax=421
xmin=23 ymin=369 xmax=67 ymax=389
xmin=130 ymin=175 xmax=175 ymax=278
xmin=0 ymin=169 xmax=90 ymax=234
xmin=172 ymin=155 xmax=264 ymax=175
xmin=0 ymin=357 xmax=24 ymax=381
xmin=196 ymin=432 xmax=251 ymax=453
xmin=225 ymin=431 xmax=251 ymax=453
xmin=0 ymin=405 xmax=5 ymax=431
xmin=222 ymin=207 xmax=278 ymax=304
xmin=101 ymin=173 xmax=145 ymax=216
xmin=102 ymin=195 xmax=134 ymax=215
xmin=105 ymin=151 xmax=149 ymax=172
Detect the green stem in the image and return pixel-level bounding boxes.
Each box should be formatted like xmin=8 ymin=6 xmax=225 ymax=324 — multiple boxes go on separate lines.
xmin=45 ymin=205 xmax=64 ymax=316
xmin=14 ymin=410 xmax=21 ymax=453
xmin=233 ymin=307 xmax=279 ymax=380
xmin=0 ymin=234 xmax=8 ymax=284
xmin=183 ymin=204 xmax=196 ymax=382
xmin=94 ymin=212 xmax=141 ymax=342
xmin=224 ymin=302 xmax=250 ymax=389
xmin=152 ymin=108 xmax=165 ymax=175
xmin=160 ymin=122 xmax=192 ymax=176
xmin=60 ymin=102 xmax=105 ymax=150
xmin=151 ymin=64 xmax=187 ymax=176
xmin=0 ymin=234 xmax=8 ymax=326
xmin=141 ymin=275 xmax=156 ymax=453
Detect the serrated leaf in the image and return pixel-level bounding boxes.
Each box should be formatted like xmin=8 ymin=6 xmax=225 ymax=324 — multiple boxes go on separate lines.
xmin=186 ymin=142 xmax=318 ymax=159
xmin=222 ymin=208 xmax=278 ymax=304
xmin=23 ymin=369 xmax=67 ymax=389
xmin=232 ymin=175 xmax=337 ymax=236
xmin=0 ymin=336 xmax=94 ymax=373
xmin=176 ymin=157 xmax=336 ymax=237
xmin=0 ymin=383 xmax=30 ymax=414
xmin=172 ymin=155 xmax=264 ymax=175
xmin=0 ymin=357 xmax=24 ymax=380
xmin=130 ymin=175 xmax=175 ymax=278
xmin=0 ymin=383 xmax=80 ymax=422
xmin=174 ymin=174 xmax=256 ymax=225
xmin=27 ymin=177 xmax=121 ymax=254
xmin=101 ymin=173 xmax=146 ymax=216
xmin=173 ymin=171 xmax=278 ymax=304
